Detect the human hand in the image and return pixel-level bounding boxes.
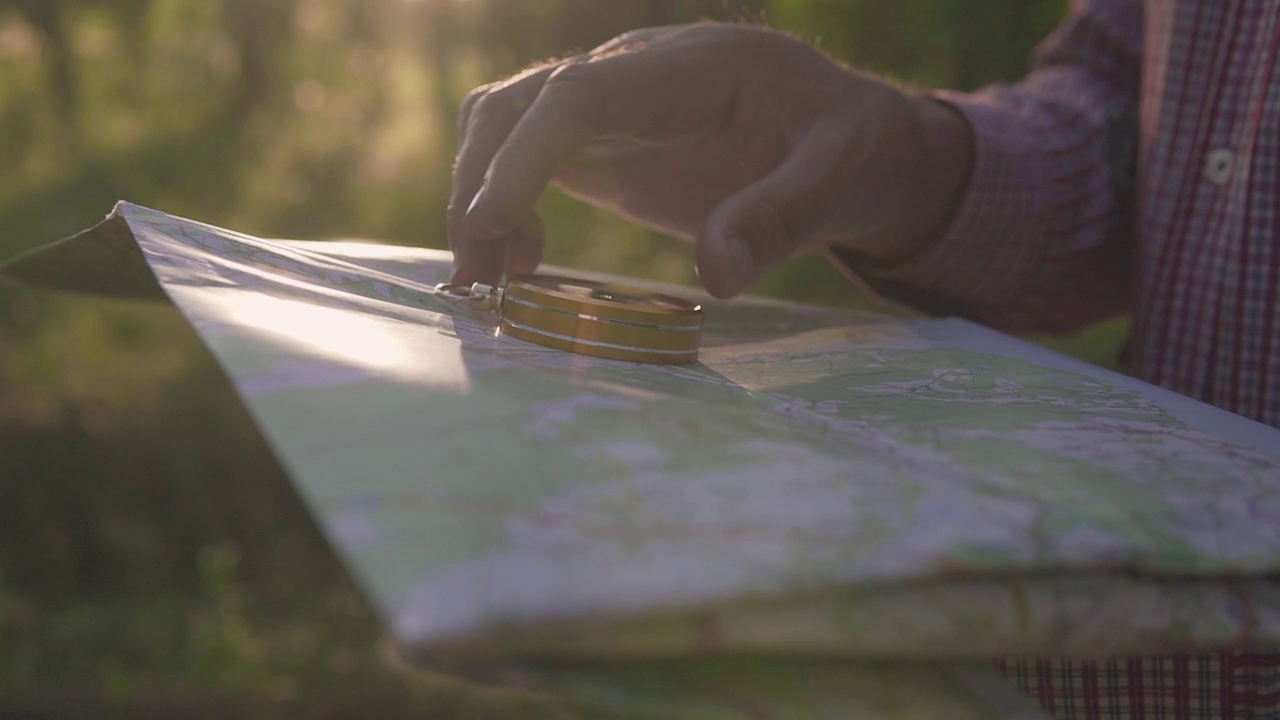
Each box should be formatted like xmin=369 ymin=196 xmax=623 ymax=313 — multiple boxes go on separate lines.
xmin=448 ymin=22 xmax=972 ymax=298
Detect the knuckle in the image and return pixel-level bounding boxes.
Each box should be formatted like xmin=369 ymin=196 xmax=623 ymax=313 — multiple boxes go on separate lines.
xmin=546 ymin=60 xmax=596 ymax=89
xmin=542 ymin=62 xmax=603 ymax=123
xmin=467 ymin=73 xmax=536 ymax=114
xmin=614 ymin=28 xmax=649 ymax=43
xmin=613 ymin=28 xmax=648 ymax=44
xmin=461 ymin=86 xmax=487 ymax=113
xmin=461 ymin=184 xmax=519 ymax=238
xmin=457 ymin=86 xmax=489 ymax=135
xmin=460 ymin=82 xmax=496 ymax=117
xmin=707 ymin=22 xmax=777 ymax=48
xmin=481 ymin=203 xmax=522 ymax=236
xmin=472 ymin=84 xmax=539 ymax=129
xmin=446 ymin=194 xmax=469 ymax=225
xmin=469 ymin=90 xmax=505 ymax=122
xmin=602 ymin=27 xmax=658 ymax=50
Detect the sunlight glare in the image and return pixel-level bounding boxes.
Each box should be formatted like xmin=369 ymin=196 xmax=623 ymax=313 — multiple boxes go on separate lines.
xmin=193 ymin=289 xmax=472 ymax=391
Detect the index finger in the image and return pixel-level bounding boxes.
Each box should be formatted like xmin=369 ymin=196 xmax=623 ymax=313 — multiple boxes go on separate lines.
xmin=462 ymin=57 xmax=638 ymax=241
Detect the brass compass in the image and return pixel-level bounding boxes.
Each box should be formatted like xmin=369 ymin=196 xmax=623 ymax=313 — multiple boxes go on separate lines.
xmin=431 ymin=274 xmax=704 ymax=365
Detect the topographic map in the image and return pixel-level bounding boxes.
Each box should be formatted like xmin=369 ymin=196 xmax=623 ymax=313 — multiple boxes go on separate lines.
xmin=7 ymin=201 xmax=1280 ymax=719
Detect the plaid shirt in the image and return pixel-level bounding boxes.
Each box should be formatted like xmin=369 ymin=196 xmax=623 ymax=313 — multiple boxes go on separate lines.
xmin=844 ymin=0 xmax=1280 ymax=428
xmin=996 ymin=654 xmax=1280 ymax=720
xmin=835 ymin=1 xmax=1280 ymax=717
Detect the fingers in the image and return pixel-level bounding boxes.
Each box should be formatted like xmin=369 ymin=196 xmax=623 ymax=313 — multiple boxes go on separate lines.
xmin=697 ymin=118 xmax=851 ymax=298
xmin=448 ymin=65 xmax=558 ymax=283
xmin=448 ymin=63 xmax=558 ymax=283
xmin=448 ymin=213 xmax=546 ymax=285
xmin=505 ymin=213 xmax=545 ymax=276
xmin=449 ymin=57 xmax=627 ymax=285
xmin=460 ymin=61 xmax=611 ymax=242
xmin=450 ymin=28 xmax=702 ymax=286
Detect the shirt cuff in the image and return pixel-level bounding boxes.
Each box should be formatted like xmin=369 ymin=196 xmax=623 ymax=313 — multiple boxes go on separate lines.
xmin=832 ymin=89 xmax=1060 ymax=314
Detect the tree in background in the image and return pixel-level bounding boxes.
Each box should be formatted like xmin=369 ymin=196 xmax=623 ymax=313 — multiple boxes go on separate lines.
xmin=0 ymin=0 xmax=1063 ymax=254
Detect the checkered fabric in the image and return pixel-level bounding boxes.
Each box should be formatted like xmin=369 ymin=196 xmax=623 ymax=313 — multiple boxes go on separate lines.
xmin=841 ymin=0 xmax=1280 ymax=428
xmin=831 ymin=1 xmax=1280 ymax=717
xmin=996 ymin=653 xmax=1280 ymax=720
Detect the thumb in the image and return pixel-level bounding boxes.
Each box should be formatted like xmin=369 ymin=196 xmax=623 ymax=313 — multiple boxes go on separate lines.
xmin=696 ymin=127 xmax=843 ymax=299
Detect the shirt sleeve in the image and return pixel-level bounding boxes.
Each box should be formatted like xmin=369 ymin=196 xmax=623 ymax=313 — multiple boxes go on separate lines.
xmin=829 ymin=0 xmax=1143 ymax=334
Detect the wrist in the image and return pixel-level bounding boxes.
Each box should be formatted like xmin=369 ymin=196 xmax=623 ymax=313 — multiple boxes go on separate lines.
xmin=858 ymin=95 xmax=974 ymax=268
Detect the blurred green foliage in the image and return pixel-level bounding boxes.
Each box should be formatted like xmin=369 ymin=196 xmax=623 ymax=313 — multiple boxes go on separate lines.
xmin=0 ymin=1 xmax=1080 ymax=716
